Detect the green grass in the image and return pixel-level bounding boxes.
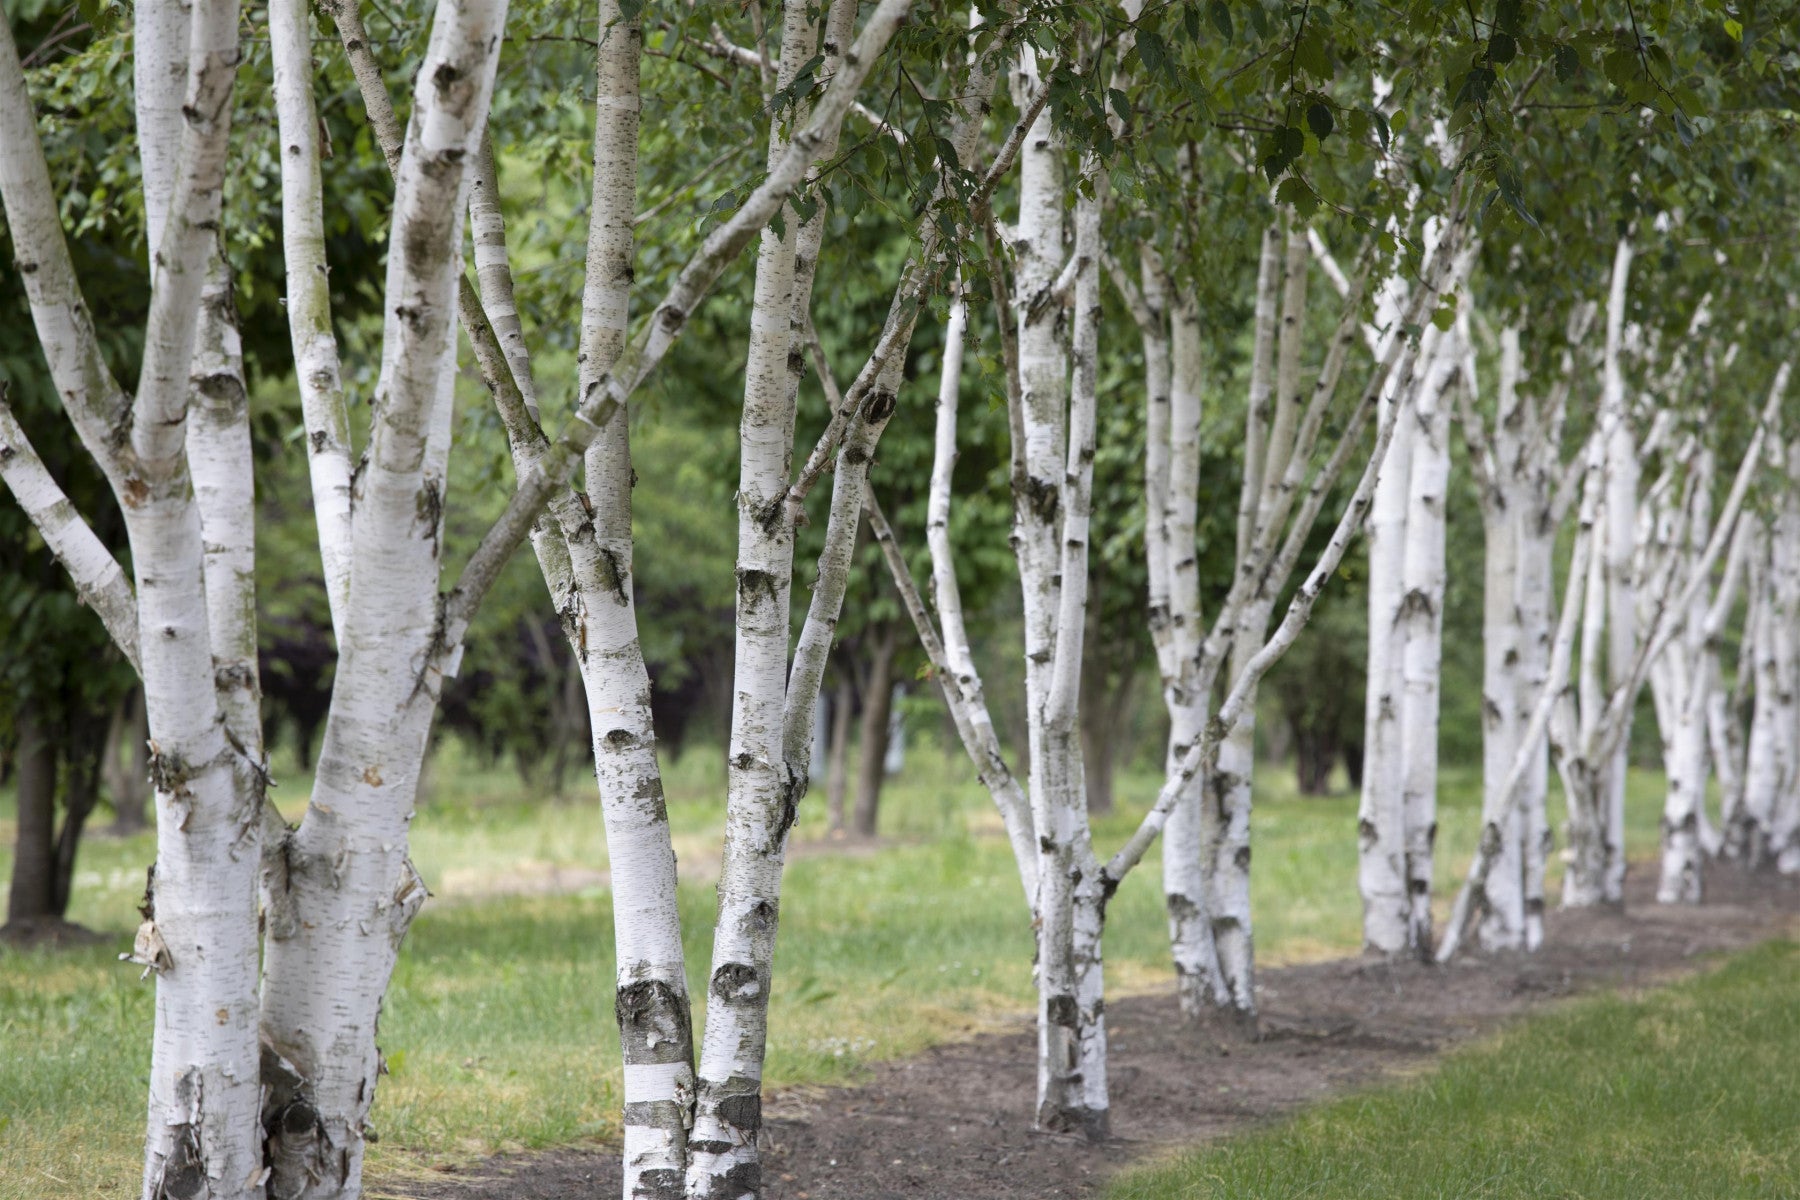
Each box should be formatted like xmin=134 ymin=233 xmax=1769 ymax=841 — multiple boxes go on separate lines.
xmin=0 ymin=742 xmax=1670 ymax=1199
xmin=1109 ymin=940 xmax=1800 ymax=1200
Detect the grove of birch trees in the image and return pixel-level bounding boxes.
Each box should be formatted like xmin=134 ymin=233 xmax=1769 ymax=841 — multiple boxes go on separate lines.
xmin=4 ymin=0 xmax=1800 ymax=1197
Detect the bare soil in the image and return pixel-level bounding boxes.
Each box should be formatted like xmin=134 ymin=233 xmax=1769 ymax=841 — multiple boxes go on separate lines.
xmin=378 ymin=864 xmax=1800 ymax=1200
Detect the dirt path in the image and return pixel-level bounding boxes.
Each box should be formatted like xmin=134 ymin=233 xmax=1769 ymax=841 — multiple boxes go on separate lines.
xmin=379 ymin=865 xmax=1800 ymax=1200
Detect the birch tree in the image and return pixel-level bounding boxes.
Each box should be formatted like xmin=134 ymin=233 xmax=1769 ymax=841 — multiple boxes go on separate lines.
xmin=1455 ymin=309 xmax=1592 ymax=951
xmin=3 ymin=0 xmax=924 ymax=1193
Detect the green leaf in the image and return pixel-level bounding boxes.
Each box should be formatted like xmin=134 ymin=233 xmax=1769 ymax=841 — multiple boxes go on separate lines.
xmin=1724 ymin=18 xmax=1744 ymax=42
xmin=1275 ymin=176 xmax=1318 ymax=218
xmin=1184 ymin=4 xmax=1202 ymax=42
xmin=1306 ymin=102 xmax=1333 ymax=140
xmin=1673 ymin=110 xmax=1696 ymax=148
xmin=1209 ymin=0 xmax=1232 ymax=40
xmin=1553 ymin=44 xmax=1579 ymax=81
xmin=1431 ymin=304 xmax=1456 ymax=332
xmin=1488 ymin=33 xmax=1517 ymax=66
xmin=1602 ymin=50 xmax=1638 ymax=91
xmin=1293 ymin=28 xmax=1331 ymax=80
xmin=1108 ymin=88 xmax=1132 ymax=130
xmin=1137 ymin=29 xmax=1173 ymax=80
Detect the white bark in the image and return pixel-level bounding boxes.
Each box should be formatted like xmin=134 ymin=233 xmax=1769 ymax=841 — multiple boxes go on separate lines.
xmin=1565 ymin=239 xmax=1637 ymax=908
xmin=1654 ymin=451 xmax=1747 ymax=904
xmin=1742 ymin=533 xmax=1786 ymax=865
xmin=1439 ymin=441 xmax=1602 ymax=962
xmin=1768 ymin=439 xmax=1800 ymax=872
xmin=1461 ymin=324 xmax=1562 ymax=953
xmin=270 ymin=0 xmax=354 ymax=640
xmin=689 ymin=3 xmax=849 ymax=1188
xmin=1599 ymin=242 xmax=1639 ymax=907
xmin=1358 ymin=362 xmax=1415 ymax=954
xmin=911 ymin=288 xmax=1038 ymax=900
xmin=561 ymin=11 xmax=696 ymax=1198
xmin=6 ymin=2 xmax=264 ymax=1194
xmin=259 ymin=1 xmax=508 ymax=1192
xmin=0 ymin=402 xmax=140 ymax=669
xmin=1356 ymin=219 xmax=1470 ymax=956
xmin=1397 ymin=330 xmax=1455 ymax=953
xmin=1120 ymin=252 xmax=1222 ymax=1016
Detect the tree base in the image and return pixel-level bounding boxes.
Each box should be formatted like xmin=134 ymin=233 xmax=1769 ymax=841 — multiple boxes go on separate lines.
xmin=0 ymin=915 xmax=109 ymax=948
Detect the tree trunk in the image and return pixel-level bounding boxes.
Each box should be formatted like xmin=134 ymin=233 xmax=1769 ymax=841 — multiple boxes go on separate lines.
xmin=1208 ymin=605 xmax=1269 ymax=1013
xmin=1079 ymin=660 xmax=1134 ymax=815
xmin=1476 ymin=499 xmax=1526 ymax=951
xmin=1397 ymin=349 xmax=1451 ymax=956
xmin=1657 ymin=462 xmax=1717 ymax=905
xmin=1596 ymin=246 xmax=1638 ymax=907
xmin=52 ymin=712 xmax=105 ymax=916
xmin=5 ymin=714 xmax=58 ymax=926
xmin=853 ymin=628 xmax=899 ymax=837
xmin=103 ymin=686 xmax=151 ymax=835
xmin=1770 ymin=447 xmax=1800 ymax=873
xmin=1358 ymin=384 xmax=1414 ymax=953
xmin=825 ymin=676 xmax=854 ymax=835
xmin=1516 ymin=519 xmax=1554 ymax=946
xmin=259 ymin=0 xmax=507 ymax=1191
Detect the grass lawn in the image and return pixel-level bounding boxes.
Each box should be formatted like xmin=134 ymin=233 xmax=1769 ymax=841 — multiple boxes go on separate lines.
xmin=0 ymin=742 xmax=1670 ymax=1199
xmin=1108 ymin=939 xmax=1800 ymax=1200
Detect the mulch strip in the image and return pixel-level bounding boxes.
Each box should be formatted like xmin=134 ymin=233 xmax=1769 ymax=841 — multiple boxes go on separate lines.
xmin=380 ymin=864 xmax=1800 ymax=1200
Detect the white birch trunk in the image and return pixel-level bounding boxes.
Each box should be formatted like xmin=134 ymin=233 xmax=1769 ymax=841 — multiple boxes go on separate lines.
xmin=1006 ymin=44 xmax=1083 ymax=1131
xmin=1740 ymin=515 xmax=1787 ymax=867
xmin=1565 ymin=239 xmax=1636 ymax=908
xmin=270 ymin=0 xmax=354 ymax=639
xmin=1358 ymin=377 xmax=1415 ymax=953
xmin=1599 ymin=272 xmax=1639 ymax=907
xmin=7 ymin=1 xmax=265 ymax=1192
xmin=575 ymin=11 xmax=695 ymax=1197
xmin=1770 ymin=446 xmax=1800 ymax=872
xmin=1476 ymin=476 xmax=1526 ymax=948
xmin=1135 ymin=264 xmax=1225 ymax=1015
xmin=689 ymin=5 xmax=841 ymax=1190
xmin=1656 ymin=455 xmax=1720 ymax=903
xmin=1515 ymin=508 xmax=1556 ymax=947
xmin=259 ymin=3 xmax=507 ymax=1193
xmin=1397 ymin=335 xmax=1454 ymax=954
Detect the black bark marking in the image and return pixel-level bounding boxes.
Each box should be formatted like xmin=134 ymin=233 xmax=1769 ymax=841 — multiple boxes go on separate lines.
xmin=861 ymin=388 xmax=898 ymax=425
xmin=154 ymin=1126 xmax=207 ymax=1200
xmin=1166 ymin=892 xmax=1201 ymax=921
xmin=697 ymin=1162 xmax=761 ymax=1200
xmin=717 ymin=1089 xmax=761 ymax=1132
xmin=1046 ymin=992 xmax=1078 ymax=1028
xmin=634 ymin=1167 xmax=686 ymax=1200
xmin=595 ymin=546 xmax=630 ymax=604
xmin=414 ymin=478 xmax=443 ymax=548
xmin=615 ymin=979 xmax=692 ymax=1063
xmin=709 ymin=962 xmax=759 ymax=1003
xmin=736 ymin=567 xmax=779 ymax=606
xmin=1022 ymin=475 xmax=1060 ymax=525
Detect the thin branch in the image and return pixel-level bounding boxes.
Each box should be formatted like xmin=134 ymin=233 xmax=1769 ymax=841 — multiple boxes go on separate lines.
xmin=0 ymin=393 xmax=140 ymax=671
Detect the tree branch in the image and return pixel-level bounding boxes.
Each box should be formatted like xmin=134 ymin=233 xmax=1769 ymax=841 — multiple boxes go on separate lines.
xmin=0 ymin=393 xmax=140 ymax=671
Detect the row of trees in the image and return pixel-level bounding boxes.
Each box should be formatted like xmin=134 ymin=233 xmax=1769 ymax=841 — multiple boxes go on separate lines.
xmin=4 ymin=1 xmax=1799 ymax=1198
